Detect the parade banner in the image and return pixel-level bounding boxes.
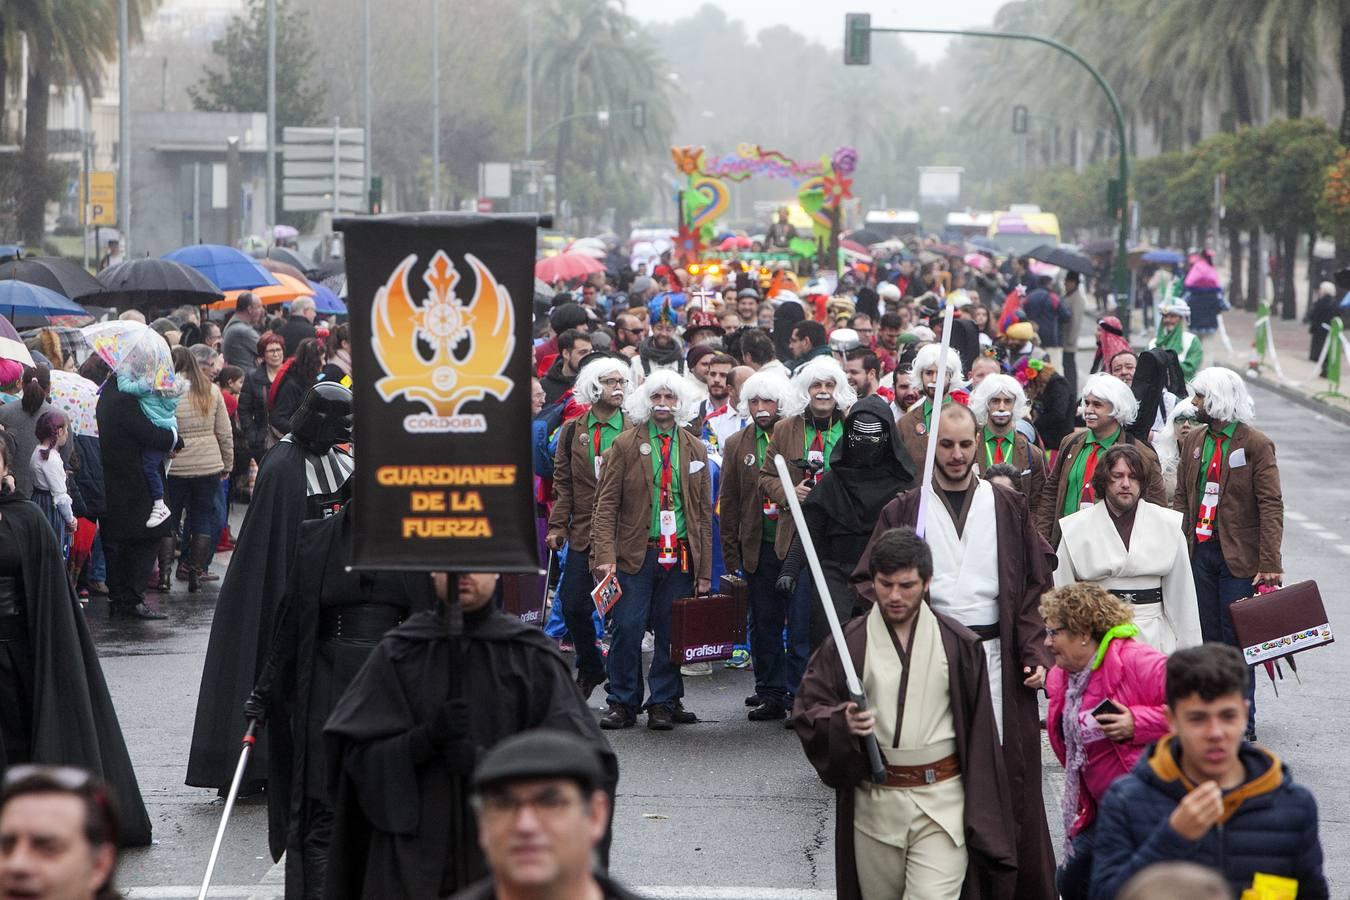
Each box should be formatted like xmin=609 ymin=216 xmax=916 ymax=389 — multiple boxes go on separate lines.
xmin=337 ymin=213 xmax=542 ymax=572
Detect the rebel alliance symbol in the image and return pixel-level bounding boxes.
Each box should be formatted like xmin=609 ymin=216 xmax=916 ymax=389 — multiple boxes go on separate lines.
xmin=371 ymin=250 xmax=515 ymax=418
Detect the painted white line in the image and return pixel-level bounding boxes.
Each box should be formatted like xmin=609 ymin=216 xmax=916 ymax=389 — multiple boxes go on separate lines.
xmin=123 ymin=888 xmax=836 ymax=900
xmin=125 ymin=890 xmax=266 ymax=899
xmin=1297 ymin=520 xmax=1327 ymax=531
xmin=1285 ymin=510 xmax=1308 ymax=521
xmin=1336 ymin=545 xmax=1350 ymax=556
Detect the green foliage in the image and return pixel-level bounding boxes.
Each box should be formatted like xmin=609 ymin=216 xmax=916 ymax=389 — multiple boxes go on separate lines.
xmin=188 ymin=0 xmax=325 ymax=130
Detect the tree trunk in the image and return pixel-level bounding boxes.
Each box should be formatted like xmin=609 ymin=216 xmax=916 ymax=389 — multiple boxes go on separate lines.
xmin=19 ymin=54 xmax=50 ymax=249
xmin=1228 ymin=49 xmax=1255 ymax=127
xmin=1308 ymin=231 xmax=1320 ymax=318
xmin=1341 ymin=16 xmax=1350 ymax=144
xmin=1227 ymin=225 xmax=1244 ymax=307
xmin=0 ymin=20 xmax=7 ymax=145
xmin=1288 ymin=36 xmax=1304 ymax=119
xmin=1278 ymin=229 xmax=1298 ymax=320
xmin=1246 ymin=227 xmax=1263 ymax=312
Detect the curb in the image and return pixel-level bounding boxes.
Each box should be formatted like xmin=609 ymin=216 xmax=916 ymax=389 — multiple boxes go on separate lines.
xmin=1218 ymin=363 xmax=1350 ymax=428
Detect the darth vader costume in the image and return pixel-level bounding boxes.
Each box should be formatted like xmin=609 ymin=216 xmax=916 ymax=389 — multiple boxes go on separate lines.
xmin=186 ymin=383 xmax=355 ymax=791
xmin=1127 ymin=347 xmax=1186 ymax=443
xmin=778 ymin=395 xmax=917 ymax=646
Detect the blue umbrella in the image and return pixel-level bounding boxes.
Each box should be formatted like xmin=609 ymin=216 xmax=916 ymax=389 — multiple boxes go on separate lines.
xmin=306 ymin=279 xmax=347 ymax=315
xmin=1141 ymin=249 xmax=1184 ymax=266
xmin=163 ymin=244 xmax=279 ymax=291
xmin=0 ymin=280 xmax=88 ymax=319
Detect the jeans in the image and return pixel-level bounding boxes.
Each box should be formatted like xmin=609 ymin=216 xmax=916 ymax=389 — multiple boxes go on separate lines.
xmin=89 ymin=533 xmax=107 ymax=583
xmin=1055 ymin=822 xmax=1095 ymax=900
xmin=167 ymin=474 xmax=224 ymax=537
xmin=142 ymin=449 xmax=166 ymax=501
xmin=104 ymin=537 xmax=158 ymax=610
xmin=606 ymin=549 xmax=691 ymax=713
xmin=786 ymin=573 xmax=813 ymax=698
xmin=748 ymin=542 xmax=787 ymax=703
xmin=1191 ymin=538 xmax=1258 ymax=725
xmin=559 ymin=546 xmax=605 ymax=680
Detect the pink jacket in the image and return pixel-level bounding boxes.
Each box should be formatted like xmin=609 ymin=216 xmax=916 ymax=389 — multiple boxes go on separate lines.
xmin=1047 ymin=636 xmax=1169 ymax=835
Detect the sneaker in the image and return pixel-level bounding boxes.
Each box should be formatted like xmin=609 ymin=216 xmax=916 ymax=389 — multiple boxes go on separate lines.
xmin=745 ymin=693 xmax=764 ymax=707
xmin=558 ymin=640 xmax=575 ymax=653
xmin=145 ymin=499 xmax=171 ymax=528
xmin=641 ymin=632 xmax=655 ymax=653
xmin=646 ymin=705 xmax=674 ymax=731
xmin=748 ymin=700 xmax=787 ymax=721
xmin=724 ymin=648 xmax=751 ymax=669
xmin=576 ymin=671 xmax=605 ymax=702
xmin=670 ymin=701 xmax=698 ymax=724
xmin=680 ymin=661 xmax=712 ymax=676
xmin=599 ymin=703 xmax=635 ymax=730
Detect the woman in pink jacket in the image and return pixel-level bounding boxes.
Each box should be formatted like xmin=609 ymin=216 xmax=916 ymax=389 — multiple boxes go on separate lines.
xmin=1042 ymin=582 xmax=1169 ymax=900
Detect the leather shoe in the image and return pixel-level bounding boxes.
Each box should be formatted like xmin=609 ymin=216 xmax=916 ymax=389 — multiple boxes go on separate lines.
xmin=88 ymin=581 xmax=110 ymax=596
xmin=670 ymin=701 xmax=698 ymax=724
xmin=646 ymin=705 xmax=674 ymax=731
xmin=744 ymin=693 xmax=764 ymax=707
xmin=748 ymin=700 xmax=787 ymax=721
xmin=576 ymin=671 xmax=605 ymax=702
xmin=599 ymin=703 xmax=635 ymax=730
xmin=124 ymin=602 xmax=168 ymax=620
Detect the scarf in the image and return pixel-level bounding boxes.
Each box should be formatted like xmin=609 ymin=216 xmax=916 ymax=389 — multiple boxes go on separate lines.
xmin=331 ymin=347 xmax=352 ymax=377
xmin=267 ymin=356 xmax=297 ymax=410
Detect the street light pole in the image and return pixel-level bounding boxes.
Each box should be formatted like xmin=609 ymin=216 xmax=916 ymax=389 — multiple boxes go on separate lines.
xmin=524 ymin=15 xmax=534 ymax=157
xmin=266 ymin=0 xmax=277 ymax=229
xmin=363 ymin=0 xmax=371 ymax=213
xmin=118 ymin=0 xmax=130 ymax=254
xmin=853 ymin=21 xmax=1132 ymax=334
xmin=431 ymin=0 xmax=440 ymax=210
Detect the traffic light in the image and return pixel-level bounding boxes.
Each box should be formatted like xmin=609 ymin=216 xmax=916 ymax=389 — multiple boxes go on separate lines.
xmin=1012 ymin=105 xmax=1029 ymax=134
xmin=632 ymin=101 xmax=646 ymax=131
xmin=369 ymin=175 xmax=383 ymax=215
xmin=844 ymin=13 xmax=871 ymax=66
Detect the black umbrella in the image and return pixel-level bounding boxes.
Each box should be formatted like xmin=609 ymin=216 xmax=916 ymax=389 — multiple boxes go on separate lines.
xmin=1026 ymin=244 xmax=1094 ymax=276
xmin=1079 ymin=238 xmax=1116 ymax=256
xmin=845 ymin=227 xmax=887 ymax=247
xmin=265 ymin=245 xmax=317 ymax=276
xmin=311 ymin=257 xmax=345 ymax=281
xmin=0 ymin=256 xmax=105 ymax=300
xmin=95 ymin=257 xmax=225 ymax=309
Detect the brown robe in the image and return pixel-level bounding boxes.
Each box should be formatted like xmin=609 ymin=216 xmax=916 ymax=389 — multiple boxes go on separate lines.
xmin=793 ymin=608 xmax=1017 ymax=900
xmin=850 ymin=483 xmax=1058 ymax=900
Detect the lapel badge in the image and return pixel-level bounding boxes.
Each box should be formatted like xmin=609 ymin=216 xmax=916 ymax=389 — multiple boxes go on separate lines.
xmin=640 ymin=443 xmax=652 ymax=456
xmin=744 ymin=453 xmax=756 ymax=467
xmin=1193 ymin=447 xmax=1201 ymax=459
xmin=915 ymin=422 xmax=926 ymax=436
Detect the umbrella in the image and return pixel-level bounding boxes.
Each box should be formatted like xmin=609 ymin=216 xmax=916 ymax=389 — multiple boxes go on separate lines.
xmin=207 ymin=272 xmax=316 ymax=311
xmin=21 ymin=325 xmax=92 ymax=365
xmin=533 ymin=277 xmax=556 ymax=301
xmin=1026 ymin=244 xmax=1094 ymax=276
xmin=567 ymin=242 xmax=607 ymax=259
xmin=0 ymin=313 xmax=35 ymax=366
xmin=264 ymin=246 xmax=315 ymax=275
xmin=964 ymin=253 xmax=993 ymax=272
xmin=311 ymin=258 xmax=345 ymax=281
xmin=273 ymin=224 xmax=299 ymax=242
xmin=0 ymin=280 xmax=89 ymax=320
xmin=49 ymin=369 xmax=100 ymax=437
xmin=163 ymin=244 xmax=279 ymax=291
xmin=258 ymin=257 xmax=308 ymax=282
xmin=96 ymin=258 xmax=226 ymax=309
xmin=535 ymin=251 xmax=604 ymax=282
xmin=85 ymin=321 xmax=176 ymax=391
xmin=845 ymin=227 xmax=886 ymax=246
xmin=0 ymin=257 xmax=105 ymax=300
xmin=306 ymin=279 xmax=347 ymax=315
xmin=1141 ymin=249 xmax=1185 ymax=266
xmin=1079 ymin=238 xmax=1116 ymax=256
xmin=840 ymin=239 xmax=871 ymax=256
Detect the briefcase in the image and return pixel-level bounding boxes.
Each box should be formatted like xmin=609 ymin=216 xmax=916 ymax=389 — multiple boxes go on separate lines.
xmin=500 ymin=573 xmax=546 ymax=627
xmin=669 ymin=574 xmax=749 ymax=665
xmin=1229 ymin=580 xmax=1333 ymax=666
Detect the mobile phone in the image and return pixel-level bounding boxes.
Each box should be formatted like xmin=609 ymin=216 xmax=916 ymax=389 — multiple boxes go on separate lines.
xmin=1091 ymin=698 xmax=1124 ymax=720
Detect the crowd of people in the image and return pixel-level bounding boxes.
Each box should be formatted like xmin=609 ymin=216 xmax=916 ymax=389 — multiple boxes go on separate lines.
xmin=0 ymin=236 xmax=1329 ymax=900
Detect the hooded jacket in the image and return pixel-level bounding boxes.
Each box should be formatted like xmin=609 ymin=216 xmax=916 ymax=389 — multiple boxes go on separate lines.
xmin=540 ymin=355 xmax=578 ymax=406
xmin=1089 ymin=737 xmax=1328 ymax=900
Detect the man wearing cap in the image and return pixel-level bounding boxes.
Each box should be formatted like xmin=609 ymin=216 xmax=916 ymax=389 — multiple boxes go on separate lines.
xmin=1147 ymin=292 xmax=1202 ymax=381
xmin=322 ymin=572 xmax=616 ymax=899
xmin=453 ymin=730 xmax=638 ymax=900
xmin=736 ymin=288 xmax=761 ymax=324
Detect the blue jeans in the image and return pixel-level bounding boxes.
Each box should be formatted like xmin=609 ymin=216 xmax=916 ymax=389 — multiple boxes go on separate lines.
xmin=748 ymin=543 xmax=786 ymax=702
xmin=89 ymin=533 xmax=107 ymax=583
xmin=167 ymin=474 xmax=223 ymax=537
xmin=786 ymin=573 xmax=813 ymax=698
xmin=607 ymin=549 xmax=691 ymax=713
xmin=142 ymin=449 xmax=167 ymax=501
xmin=559 ymin=546 xmax=605 ymax=680
xmin=1192 ymin=538 xmax=1258 ymax=724
xmin=1056 ymin=822 xmax=1095 ymax=900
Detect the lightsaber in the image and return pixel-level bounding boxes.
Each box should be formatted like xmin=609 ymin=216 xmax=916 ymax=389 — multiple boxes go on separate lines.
xmin=914 ymin=303 xmax=957 ymax=539
xmin=773 ymin=454 xmax=886 ymax=784
xmin=197 ymin=721 xmax=258 ymax=900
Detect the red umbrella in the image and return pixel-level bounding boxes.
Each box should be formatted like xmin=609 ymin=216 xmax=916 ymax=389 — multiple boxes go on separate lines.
xmin=535 ymin=251 xmax=604 ymax=282
xmin=840 ymin=239 xmax=870 ymax=256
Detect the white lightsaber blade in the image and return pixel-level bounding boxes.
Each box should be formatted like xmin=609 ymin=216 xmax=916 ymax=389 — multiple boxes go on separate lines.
xmin=915 ymin=303 xmax=957 ymax=540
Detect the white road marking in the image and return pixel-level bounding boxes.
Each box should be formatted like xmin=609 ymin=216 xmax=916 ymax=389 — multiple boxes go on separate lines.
xmin=1336 ymin=545 xmax=1350 ymax=556
xmin=124 ymin=888 xmax=837 ymax=900
xmin=1285 ymin=510 xmax=1308 ymax=521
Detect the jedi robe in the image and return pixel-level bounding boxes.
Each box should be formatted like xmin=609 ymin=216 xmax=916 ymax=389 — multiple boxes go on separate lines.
xmin=322 ymin=606 xmax=617 ymax=900
xmin=793 ymin=602 xmax=1016 ymax=900
xmin=852 ymin=481 xmax=1058 ymax=900
xmin=186 ymin=439 xmax=352 ymax=790
xmin=0 ymin=491 xmax=152 ymax=845
xmin=1054 ymin=500 xmax=1202 ymax=653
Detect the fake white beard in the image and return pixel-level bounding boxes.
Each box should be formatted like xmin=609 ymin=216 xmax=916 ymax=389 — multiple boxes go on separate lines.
xmin=753 ymin=411 xmax=774 ymax=425
xmin=989 ymin=411 xmax=1013 ymax=426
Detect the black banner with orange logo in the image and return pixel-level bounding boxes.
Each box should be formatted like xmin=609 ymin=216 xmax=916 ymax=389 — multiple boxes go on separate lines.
xmin=337 ymin=213 xmax=543 ymax=572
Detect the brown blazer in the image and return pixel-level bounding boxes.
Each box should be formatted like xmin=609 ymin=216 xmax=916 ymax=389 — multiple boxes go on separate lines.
xmin=1171 ymin=422 xmax=1283 ymax=578
xmin=720 ymin=423 xmax=769 ymax=574
xmin=896 ymin=403 xmax=931 ymax=469
xmin=974 ymin=426 xmax=1047 ymax=503
xmin=589 ymin=424 xmax=713 ymax=580
xmin=758 ymin=415 xmax=810 ymax=559
xmin=1035 ymin=428 xmax=1165 ymax=546
xmin=546 ymin=412 xmax=626 ymax=552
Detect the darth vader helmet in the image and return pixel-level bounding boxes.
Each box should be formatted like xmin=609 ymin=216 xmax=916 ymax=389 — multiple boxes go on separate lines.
xmin=290 ymin=382 xmax=353 ymax=454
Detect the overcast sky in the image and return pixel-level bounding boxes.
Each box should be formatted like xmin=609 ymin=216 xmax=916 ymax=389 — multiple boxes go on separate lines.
xmin=626 ymin=0 xmax=1010 ymax=62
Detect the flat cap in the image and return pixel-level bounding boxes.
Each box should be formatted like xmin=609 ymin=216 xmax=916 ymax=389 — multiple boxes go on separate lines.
xmin=472 ymin=729 xmax=605 ymax=792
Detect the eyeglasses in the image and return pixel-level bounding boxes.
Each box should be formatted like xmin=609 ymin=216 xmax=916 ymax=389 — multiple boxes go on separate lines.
xmin=1044 ymin=625 xmax=1066 ymax=639
xmin=598 ymin=377 xmax=627 ymax=388
xmin=478 ymin=786 xmax=580 ymax=821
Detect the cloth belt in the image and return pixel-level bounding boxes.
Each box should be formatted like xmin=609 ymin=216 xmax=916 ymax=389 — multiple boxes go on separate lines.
xmin=646 ymin=538 xmax=689 ymax=550
xmin=318 ymin=605 xmax=406 ymax=641
xmin=881 ymin=753 xmax=961 ymax=789
xmin=967 ymin=623 xmax=1000 ymax=642
xmin=1108 ymin=587 xmax=1162 ymax=606
xmin=0 ymin=615 xmax=28 ymax=642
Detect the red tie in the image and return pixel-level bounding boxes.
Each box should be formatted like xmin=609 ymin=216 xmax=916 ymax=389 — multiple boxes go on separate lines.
xmin=993 ymin=437 xmax=1006 ymax=464
xmin=592 ymin=423 xmax=603 ymax=458
xmin=1196 ymin=437 xmax=1226 ymax=543
xmin=1079 ymin=443 xmax=1101 ymax=506
xmin=658 ymin=435 xmax=673 ymax=510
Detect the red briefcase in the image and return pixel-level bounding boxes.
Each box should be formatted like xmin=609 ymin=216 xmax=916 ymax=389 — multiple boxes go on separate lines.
xmin=1228 ymin=580 xmax=1333 ymax=667
xmin=500 ymin=573 xmax=546 ymax=627
xmin=669 ymin=574 xmax=749 ymax=664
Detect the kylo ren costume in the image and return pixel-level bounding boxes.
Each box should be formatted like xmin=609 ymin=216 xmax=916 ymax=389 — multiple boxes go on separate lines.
xmin=778 ymin=395 xmax=917 ymax=646
xmin=186 ymin=383 xmax=354 ymax=792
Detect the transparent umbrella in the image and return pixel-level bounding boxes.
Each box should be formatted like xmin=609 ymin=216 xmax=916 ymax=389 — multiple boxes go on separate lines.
xmin=84 ymin=321 xmax=176 ymax=392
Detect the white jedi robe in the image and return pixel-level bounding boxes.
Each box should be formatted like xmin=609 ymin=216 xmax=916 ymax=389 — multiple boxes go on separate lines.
xmin=1054 ymin=500 xmax=1202 ymax=653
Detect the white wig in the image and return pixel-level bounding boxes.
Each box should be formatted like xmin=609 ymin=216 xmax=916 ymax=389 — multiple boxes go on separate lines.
xmin=624 ymin=366 xmax=698 ymax=425
xmin=912 ymin=341 xmax=964 ymax=383
xmin=572 ymin=356 xmax=631 ymax=405
xmin=969 ymin=374 xmax=1029 ymax=425
xmin=737 ymin=367 xmax=792 ymax=418
xmin=1155 ymin=396 xmax=1197 ymax=476
xmin=1080 ymin=372 xmax=1139 ymax=426
xmin=782 ymin=356 xmax=856 ymax=419
xmin=1190 ymin=366 xmax=1255 ymax=424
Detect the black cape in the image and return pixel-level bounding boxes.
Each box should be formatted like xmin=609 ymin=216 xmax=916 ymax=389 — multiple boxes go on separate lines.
xmin=0 ymin=492 xmax=152 ymax=846
xmin=322 ymin=606 xmax=618 ymax=900
xmin=1128 ymin=347 xmax=1185 ymax=443
xmin=263 ymin=505 xmax=437 ymax=898
xmin=186 ymin=440 xmax=310 ymax=789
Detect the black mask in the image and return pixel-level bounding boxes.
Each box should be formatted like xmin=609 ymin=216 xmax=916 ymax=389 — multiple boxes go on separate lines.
xmin=846 ymin=413 xmax=889 ymax=467
xmin=290 ymin=382 xmax=354 ymax=454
